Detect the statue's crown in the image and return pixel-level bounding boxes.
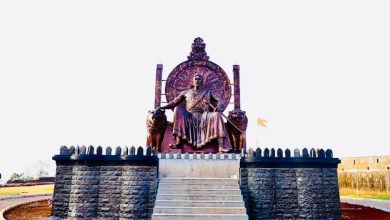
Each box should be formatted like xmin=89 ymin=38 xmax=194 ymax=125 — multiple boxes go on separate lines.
xmin=187 ymin=37 xmax=209 ymax=61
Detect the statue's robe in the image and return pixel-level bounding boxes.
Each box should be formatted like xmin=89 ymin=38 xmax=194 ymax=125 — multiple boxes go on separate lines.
xmin=167 ymin=88 xmax=232 ymax=150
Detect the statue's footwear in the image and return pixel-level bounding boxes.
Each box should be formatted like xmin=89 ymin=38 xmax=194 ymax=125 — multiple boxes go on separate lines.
xmin=169 ymin=143 xmax=181 ymax=149
xmin=219 ymin=147 xmax=230 ymax=153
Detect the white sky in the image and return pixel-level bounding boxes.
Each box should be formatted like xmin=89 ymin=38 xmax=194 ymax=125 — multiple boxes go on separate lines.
xmin=1 ymin=0 xmax=389 ymax=183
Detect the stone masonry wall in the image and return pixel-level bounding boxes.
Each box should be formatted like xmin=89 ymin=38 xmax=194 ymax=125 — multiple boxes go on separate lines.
xmin=240 ymin=148 xmax=341 ymax=220
xmin=51 ymin=165 xmax=72 ymax=218
xmin=67 ymin=166 xmax=100 ymax=218
xmin=338 ymin=156 xmax=390 ymax=193
xmin=52 ymin=145 xmax=158 ymax=220
xmin=98 ymin=166 xmax=122 ymax=218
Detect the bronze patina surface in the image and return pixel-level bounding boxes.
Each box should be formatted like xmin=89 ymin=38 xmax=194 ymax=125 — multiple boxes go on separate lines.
xmin=165 ymin=38 xmax=231 ymax=112
xmin=147 ymin=37 xmax=247 ymax=153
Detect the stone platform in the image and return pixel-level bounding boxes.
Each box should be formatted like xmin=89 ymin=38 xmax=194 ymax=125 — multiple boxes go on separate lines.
xmin=51 ymin=146 xmax=341 ymax=220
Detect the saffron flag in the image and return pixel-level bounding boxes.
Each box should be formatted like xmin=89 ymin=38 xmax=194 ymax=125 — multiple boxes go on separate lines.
xmin=257 ymin=118 xmax=268 ymax=127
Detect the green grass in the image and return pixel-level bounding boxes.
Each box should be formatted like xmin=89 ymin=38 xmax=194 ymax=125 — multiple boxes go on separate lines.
xmin=0 ymin=184 xmax=54 ymax=196
xmin=340 ymin=188 xmax=390 ymax=200
xmin=341 ymin=194 xmax=390 ymax=200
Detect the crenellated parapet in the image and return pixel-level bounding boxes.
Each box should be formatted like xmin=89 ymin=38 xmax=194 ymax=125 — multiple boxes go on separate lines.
xmin=241 ymin=147 xmax=339 ymax=168
xmin=53 ymin=145 xmax=158 ymax=166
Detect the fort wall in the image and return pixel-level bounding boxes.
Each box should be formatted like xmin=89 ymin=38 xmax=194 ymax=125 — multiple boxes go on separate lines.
xmin=338 ymin=156 xmax=390 ymax=193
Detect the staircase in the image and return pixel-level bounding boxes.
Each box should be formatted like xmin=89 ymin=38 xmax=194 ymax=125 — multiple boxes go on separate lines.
xmin=152 ymin=177 xmax=248 ymax=220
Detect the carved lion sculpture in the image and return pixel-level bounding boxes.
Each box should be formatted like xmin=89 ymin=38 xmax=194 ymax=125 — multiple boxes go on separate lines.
xmin=227 ymin=109 xmax=248 ymax=153
xmin=146 ymin=109 xmax=167 ymax=152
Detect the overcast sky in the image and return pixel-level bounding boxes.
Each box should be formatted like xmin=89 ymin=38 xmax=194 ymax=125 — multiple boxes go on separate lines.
xmin=1 ymin=0 xmax=389 ymax=183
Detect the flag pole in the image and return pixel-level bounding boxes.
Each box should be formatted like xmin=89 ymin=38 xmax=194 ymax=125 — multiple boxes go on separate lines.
xmin=256 ymin=119 xmax=259 ymax=148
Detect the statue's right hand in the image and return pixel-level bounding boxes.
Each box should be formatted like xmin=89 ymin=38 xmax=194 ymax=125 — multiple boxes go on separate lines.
xmin=155 ymin=107 xmax=164 ymax=112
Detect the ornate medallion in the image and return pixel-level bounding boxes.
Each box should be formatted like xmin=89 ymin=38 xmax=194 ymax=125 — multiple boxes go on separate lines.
xmin=165 ymin=38 xmax=231 ymax=111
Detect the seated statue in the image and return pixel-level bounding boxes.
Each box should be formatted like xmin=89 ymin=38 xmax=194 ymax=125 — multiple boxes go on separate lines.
xmin=157 ymin=73 xmax=232 ymax=152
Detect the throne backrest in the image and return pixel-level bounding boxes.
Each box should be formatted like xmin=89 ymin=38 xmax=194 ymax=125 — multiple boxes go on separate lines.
xmin=154 ymin=37 xmax=241 ymax=112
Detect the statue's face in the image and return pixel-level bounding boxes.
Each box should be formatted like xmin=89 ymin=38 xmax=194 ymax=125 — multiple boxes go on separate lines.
xmin=193 ymin=75 xmax=203 ymax=87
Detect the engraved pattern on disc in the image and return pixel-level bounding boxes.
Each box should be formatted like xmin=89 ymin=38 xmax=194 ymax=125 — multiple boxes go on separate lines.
xmin=165 ymin=62 xmax=231 ymax=111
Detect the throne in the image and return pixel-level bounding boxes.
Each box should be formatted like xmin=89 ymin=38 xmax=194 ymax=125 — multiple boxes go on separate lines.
xmin=146 ymin=37 xmax=247 ymax=153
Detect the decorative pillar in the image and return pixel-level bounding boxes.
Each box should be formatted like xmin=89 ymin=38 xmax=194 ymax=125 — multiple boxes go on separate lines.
xmin=155 ymin=64 xmax=163 ymax=108
xmin=233 ymin=65 xmax=240 ymax=110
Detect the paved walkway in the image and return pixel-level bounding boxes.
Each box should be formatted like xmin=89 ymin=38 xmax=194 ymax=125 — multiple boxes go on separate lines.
xmin=341 ymin=196 xmax=390 ymax=212
xmin=0 ymin=194 xmax=52 ymax=219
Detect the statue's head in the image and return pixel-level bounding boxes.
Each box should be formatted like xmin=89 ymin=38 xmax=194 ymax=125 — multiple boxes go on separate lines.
xmin=228 ymin=109 xmax=247 ymax=120
xmin=192 ymin=73 xmax=203 ymax=87
xmin=147 ymin=108 xmax=166 ymax=121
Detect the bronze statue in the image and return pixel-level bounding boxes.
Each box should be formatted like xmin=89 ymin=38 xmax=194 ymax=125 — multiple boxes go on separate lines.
xmin=146 ymin=109 xmax=167 ymax=152
xmin=148 ymin=37 xmax=247 ymax=153
xmin=157 ymin=74 xmax=232 ymax=152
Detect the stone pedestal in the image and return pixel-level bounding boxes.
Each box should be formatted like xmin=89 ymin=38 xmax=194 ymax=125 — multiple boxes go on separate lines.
xmin=159 ymin=153 xmax=240 ymax=178
xmin=52 ymin=146 xmax=341 ymax=220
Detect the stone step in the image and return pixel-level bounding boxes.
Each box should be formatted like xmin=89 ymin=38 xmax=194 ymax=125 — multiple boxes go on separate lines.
xmin=152 ymin=213 xmax=248 ymax=220
xmin=158 ymin=183 xmax=238 ymax=189
xmin=155 ymin=200 xmax=245 ymax=207
xmin=157 ymin=194 xmax=243 ymax=201
xmin=158 ymin=189 xmax=242 ymax=195
xmin=159 ymin=178 xmax=238 ymax=185
xmin=153 ymin=177 xmax=248 ymax=219
xmin=153 ymin=207 xmax=246 ymax=214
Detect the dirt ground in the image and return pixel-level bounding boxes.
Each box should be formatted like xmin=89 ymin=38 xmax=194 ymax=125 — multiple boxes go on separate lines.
xmin=3 ymin=201 xmax=390 ymax=220
xmin=4 ymin=200 xmax=51 ymax=220
xmin=341 ymin=203 xmax=390 ymax=220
